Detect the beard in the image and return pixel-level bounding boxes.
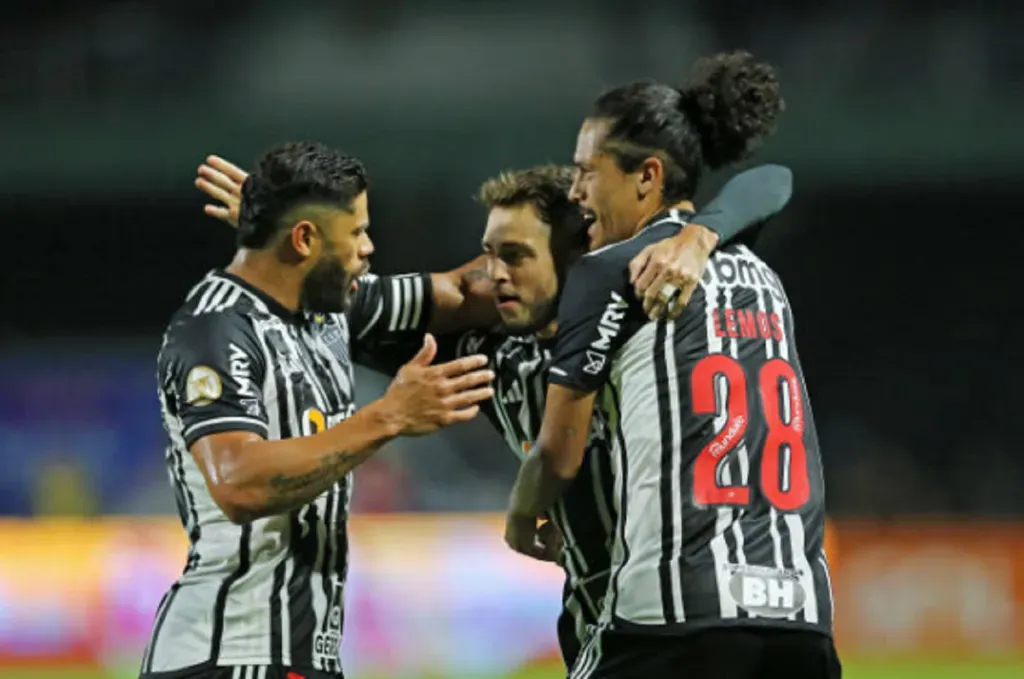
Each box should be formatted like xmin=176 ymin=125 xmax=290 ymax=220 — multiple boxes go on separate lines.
xmin=500 ymin=294 xmax=558 ymax=337
xmin=300 ymin=255 xmax=358 ymax=313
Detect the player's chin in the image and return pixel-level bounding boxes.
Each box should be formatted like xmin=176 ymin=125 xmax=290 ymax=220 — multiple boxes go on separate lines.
xmin=500 ymin=313 xmax=539 ymax=337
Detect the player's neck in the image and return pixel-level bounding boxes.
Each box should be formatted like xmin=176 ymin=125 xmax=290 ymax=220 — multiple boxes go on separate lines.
xmin=630 ymin=200 xmax=696 ymax=238
xmin=227 ymin=249 xmax=302 ymax=312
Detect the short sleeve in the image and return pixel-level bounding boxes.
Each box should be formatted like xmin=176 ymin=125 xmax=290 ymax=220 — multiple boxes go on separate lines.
xmin=347 ymin=273 xmax=433 ymax=347
xmin=548 ymin=254 xmax=643 ymax=393
xmin=159 ymin=312 xmax=269 ymax=448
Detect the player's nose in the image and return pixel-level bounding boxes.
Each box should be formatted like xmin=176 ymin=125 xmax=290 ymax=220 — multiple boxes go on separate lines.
xmin=485 ymin=256 xmax=508 ymax=282
xmin=360 ymin=236 xmax=375 ymax=257
xmin=568 ymin=177 xmax=584 ymax=203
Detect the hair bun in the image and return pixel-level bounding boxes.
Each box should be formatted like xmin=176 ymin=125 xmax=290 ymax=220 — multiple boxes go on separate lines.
xmin=678 ymin=51 xmax=785 ymax=170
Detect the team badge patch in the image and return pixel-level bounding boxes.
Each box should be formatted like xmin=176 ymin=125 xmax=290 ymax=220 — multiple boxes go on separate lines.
xmin=185 ymin=365 xmax=222 ymax=406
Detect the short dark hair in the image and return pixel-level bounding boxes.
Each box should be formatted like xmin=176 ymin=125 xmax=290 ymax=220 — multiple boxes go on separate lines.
xmin=592 ymin=50 xmax=784 ymax=203
xmin=477 ymin=165 xmax=588 ymax=282
xmin=237 ymin=141 xmax=369 ymax=249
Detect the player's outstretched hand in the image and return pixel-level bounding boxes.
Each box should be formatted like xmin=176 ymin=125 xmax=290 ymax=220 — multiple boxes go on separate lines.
xmin=195 ymin=155 xmax=248 ymax=228
xmin=383 ymin=334 xmax=495 ymax=436
xmin=505 ymin=513 xmax=563 ymax=563
xmin=628 ymin=222 xmax=717 ymax=321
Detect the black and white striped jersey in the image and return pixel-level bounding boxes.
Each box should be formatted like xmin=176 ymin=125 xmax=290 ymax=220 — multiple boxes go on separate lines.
xmin=142 ymin=269 xmax=431 ymax=677
xmin=362 ymin=328 xmax=616 ymax=668
xmin=454 ymin=331 xmax=616 ymax=666
xmin=548 ymin=210 xmax=834 ymax=637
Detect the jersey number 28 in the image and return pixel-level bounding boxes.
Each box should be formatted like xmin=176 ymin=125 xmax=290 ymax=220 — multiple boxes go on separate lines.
xmin=690 ymin=354 xmax=810 ymax=512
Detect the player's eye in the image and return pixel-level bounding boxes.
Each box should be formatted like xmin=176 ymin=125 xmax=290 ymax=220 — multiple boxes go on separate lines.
xmin=500 ymin=251 xmax=525 ymax=266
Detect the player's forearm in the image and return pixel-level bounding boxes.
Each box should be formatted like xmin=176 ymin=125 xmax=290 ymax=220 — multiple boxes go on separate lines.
xmin=694 ymin=164 xmax=793 ymax=243
xmin=216 ymin=402 xmax=402 ymax=523
xmin=428 ymin=255 xmax=500 ymax=333
xmin=508 ymin=446 xmax=575 ymax=518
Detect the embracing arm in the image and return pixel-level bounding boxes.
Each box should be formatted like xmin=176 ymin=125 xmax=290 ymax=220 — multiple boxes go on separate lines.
xmin=195 ymin=155 xmax=500 ymax=335
xmin=629 ymin=163 xmax=794 ymax=319
xmin=691 ymin=163 xmax=793 ymax=243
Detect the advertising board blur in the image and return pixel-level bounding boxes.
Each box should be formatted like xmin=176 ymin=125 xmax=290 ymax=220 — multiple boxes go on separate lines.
xmin=0 ymin=517 xmax=1021 ymax=677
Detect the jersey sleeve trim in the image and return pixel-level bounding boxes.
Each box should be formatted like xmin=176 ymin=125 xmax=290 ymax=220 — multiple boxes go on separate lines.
xmin=352 ymin=272 xmax=433 ymax=342
xmin=546 ymin=366 xmax=594 ymax=393
xmin=387 ymin=274 xmax=428 ymax=332
xmin=183 ymin=415 xmax=269 ymax=448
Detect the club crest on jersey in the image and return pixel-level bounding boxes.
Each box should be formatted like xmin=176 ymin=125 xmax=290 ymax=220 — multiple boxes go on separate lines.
xmin=460 ymin=332 xmax=487 ymax=356
xmin=726 ymin=563 xmax=807 ymax=618
xmin=185 ymin=365 xmax=222 ymax=406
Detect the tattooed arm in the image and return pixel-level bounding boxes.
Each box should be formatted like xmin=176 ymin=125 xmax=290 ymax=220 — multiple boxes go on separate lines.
xmin=187 ymin=335 xmax=494 ymax=524
xmin=191 ymin=415 xmax=395 ymax=524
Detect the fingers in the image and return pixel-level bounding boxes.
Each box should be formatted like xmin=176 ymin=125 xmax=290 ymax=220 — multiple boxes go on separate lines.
xmin=505 ymin=533 xmax=548 ymax=560
xmin=195 ymin=177 xmax=238 ymax=211
xmin=442 ymin=386 xmax=495 ymax=411
xmin=436 ymin=353 xmax=489 ymax=377
xmin=643 ymin=270 xmax=676 ymax=319
xmin=197 ymin=164 xmax=242 ymax=197
xmin=628 ymin=248 xmax=652 ymax=284
xmin=537 ymin=521 xmax=564 ymax=563
xmin=665 ymin=279 xmax=699 ymax=321
xmin=632 ymin=256 xmax=663 ymax=300
xmin=440 ymin=405 xmax=480 ymax=425
xmin=205 ymin=155 xmax=249 ymax=184
xmin=444 ymin=368 xmax=495 ymax=394
xmin=512 ymin=542 xmax=549 ymax=560
xmin=203 ymin=204 xmax=232 ymax=222
xmin=410 ymin=333 xmax=438 ymax=366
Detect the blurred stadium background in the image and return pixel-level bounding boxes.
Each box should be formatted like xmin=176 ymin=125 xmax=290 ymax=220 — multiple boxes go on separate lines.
xmin=2 ymin=2 xmax=1023 ymax=678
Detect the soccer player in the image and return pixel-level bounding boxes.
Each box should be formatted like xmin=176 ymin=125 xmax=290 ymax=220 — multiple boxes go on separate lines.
xmin=142 ymin=142 xmax=500 ymax=679
xmin=194 ymin=156 xmax=790 ymax=670
xmin=505 ymin=52 xmax=841 ymax=679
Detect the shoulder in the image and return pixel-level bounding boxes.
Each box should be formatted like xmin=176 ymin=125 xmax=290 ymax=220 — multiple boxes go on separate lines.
xmin=160 ymin=276 xmax=267 ymax=367
xmin=584 ymin=212 xmax=687 ymax=265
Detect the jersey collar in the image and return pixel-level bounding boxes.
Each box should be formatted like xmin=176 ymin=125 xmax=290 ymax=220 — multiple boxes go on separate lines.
xmin=644 ymin=207 xmax=695 ymax=229
xmin=213 ymin=270 xmax=304 ymax=324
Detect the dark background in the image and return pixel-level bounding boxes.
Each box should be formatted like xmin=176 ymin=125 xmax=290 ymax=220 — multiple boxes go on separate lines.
xmin=1 ymin=1 xmax=1021 ymax=517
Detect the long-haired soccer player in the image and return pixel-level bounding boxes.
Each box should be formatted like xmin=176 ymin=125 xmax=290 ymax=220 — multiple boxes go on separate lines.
xmin=506 ymin=51 xmax=840 ymax=679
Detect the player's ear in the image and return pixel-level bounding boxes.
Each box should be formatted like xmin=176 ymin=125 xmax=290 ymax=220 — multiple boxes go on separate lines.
xmin=636 ymin=157 xmax=662 ymax=200
xmin=288 ymin=221 xmax=319 ymax=259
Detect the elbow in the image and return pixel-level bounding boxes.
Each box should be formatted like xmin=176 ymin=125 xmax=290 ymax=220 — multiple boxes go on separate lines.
xmin=208 ymin=482 xmax=268 ymax=525
xmin=765 ymin=164 xmax=794 ymax=210
xmin=192 ymin=435 xmax=276 ymax=524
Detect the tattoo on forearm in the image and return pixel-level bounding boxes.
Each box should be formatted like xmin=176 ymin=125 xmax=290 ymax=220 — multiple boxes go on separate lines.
xmin=258 ymin=450 xmax=375 ymax=517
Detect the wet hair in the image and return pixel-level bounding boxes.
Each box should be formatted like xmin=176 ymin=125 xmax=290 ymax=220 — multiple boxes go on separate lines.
xmin=477 ymin=164 xmax=588 ymax=282
xmin=237 ymin=141 xmax=368 ymax=249
xmin=592 ymin=50 xmax=784 ymax=202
